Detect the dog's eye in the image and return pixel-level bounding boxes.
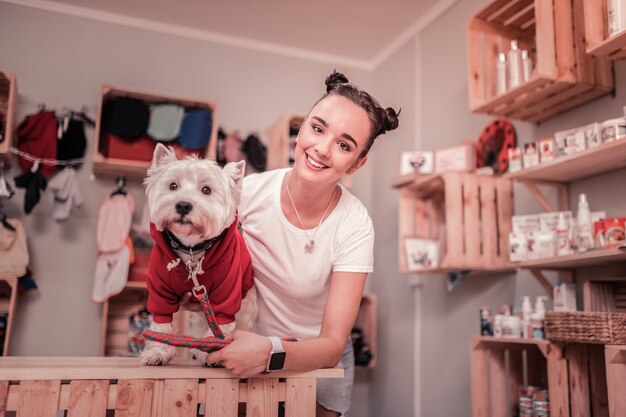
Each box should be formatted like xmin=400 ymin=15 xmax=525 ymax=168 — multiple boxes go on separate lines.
xmin=169 ymin=183 xmax=178 ymax=191
xmin=202 ymin=186 xmax=211 ymax=195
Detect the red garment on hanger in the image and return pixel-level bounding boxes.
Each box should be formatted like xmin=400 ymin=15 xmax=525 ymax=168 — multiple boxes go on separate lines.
xmin=16 ymin=111 xmax=57 ymax=177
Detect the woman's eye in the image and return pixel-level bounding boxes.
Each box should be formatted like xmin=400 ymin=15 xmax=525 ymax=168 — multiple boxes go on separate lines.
xmin=312 ymin=124 xmax=323 ymax=134
xmin=169 ymin=183 xmax=178 ymax=190
xmin=202 ymin=186 xmax=212 ymax=195
xmin=339 ymin=141 xmax=351 ymax=152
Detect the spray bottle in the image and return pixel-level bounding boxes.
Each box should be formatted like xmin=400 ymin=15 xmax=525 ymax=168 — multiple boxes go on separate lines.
xmin=577 ymin=193 xmax=594 ymax=252
xmin=531 ymin=296 xmax=549 ymax=339
xmin=521 ymin=296 xmax=533 ymax=338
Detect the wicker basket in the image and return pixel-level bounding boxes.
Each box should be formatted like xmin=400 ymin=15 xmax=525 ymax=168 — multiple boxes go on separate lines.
xmin=545 ymin=311 xmax=626 ymax=344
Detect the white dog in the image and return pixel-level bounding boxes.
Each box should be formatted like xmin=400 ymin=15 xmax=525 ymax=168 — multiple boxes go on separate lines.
xmin=140 ymin=143 xmax=256 ymax=366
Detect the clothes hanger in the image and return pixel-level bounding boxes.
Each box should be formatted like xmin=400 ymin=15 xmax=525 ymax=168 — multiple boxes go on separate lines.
xmin=110 ymin=176 xmax=127 ymax=197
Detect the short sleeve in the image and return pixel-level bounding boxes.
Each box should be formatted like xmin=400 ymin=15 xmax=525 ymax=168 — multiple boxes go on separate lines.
xmin=333 ymin=207 xmax=374 ymax=273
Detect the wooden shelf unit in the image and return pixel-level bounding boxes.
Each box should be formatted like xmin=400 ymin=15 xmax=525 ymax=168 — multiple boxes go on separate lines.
xmin=0 ymin=276 xmax=18 ymax=356
xmin=584 ymin=0 xmax=626 ymax=60
xmin=606 ymin=345 xmax=626 ymax=417
xmin=266 ymin=113 xmax=303 ymax=171
xmin=93 ymin=85 xmax=218 ymax=181
xmin=505 ymin=139 xmax=626 ymax=183
xmin=470 ymin=336 xmax=610 ymax=417
xmin=515 ymin=247 xmax=626 ymax=270
xmin=100 ymin=281 xmax=190 ymax=358
xmin=392 ymin=172 xmax=513 ymax=273
xmin=467 ymin=0 xmax=613 ymax=122
xmin=0 ymin=71 xmax=17 ymax=167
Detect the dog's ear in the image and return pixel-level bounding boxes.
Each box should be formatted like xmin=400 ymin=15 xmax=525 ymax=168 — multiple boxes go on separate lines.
xmin=151 ymin=143 xmax=177 ymax=168
xmin=223 ymin=160 xmax=246 ymax=202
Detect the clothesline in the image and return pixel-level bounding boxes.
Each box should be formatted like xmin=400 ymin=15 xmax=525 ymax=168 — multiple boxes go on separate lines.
xmin=9 ymin=147 xmax=86 ymax=167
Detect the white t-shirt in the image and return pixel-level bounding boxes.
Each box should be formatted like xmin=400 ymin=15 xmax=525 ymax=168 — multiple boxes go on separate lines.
xmin=239 ymin=168 xmax=374 ymax=340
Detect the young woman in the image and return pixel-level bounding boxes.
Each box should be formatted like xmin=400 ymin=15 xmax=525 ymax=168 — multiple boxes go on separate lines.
xmin=207 ymin=71 xmax=399 ymax=416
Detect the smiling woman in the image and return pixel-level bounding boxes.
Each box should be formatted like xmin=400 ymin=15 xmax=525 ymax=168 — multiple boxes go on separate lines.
xmin=205 ymin=71 xmax=399 ymax=417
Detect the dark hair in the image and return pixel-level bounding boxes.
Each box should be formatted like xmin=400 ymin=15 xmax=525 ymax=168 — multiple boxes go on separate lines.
xmin=312 ymin=71 xmax=400 ymax=160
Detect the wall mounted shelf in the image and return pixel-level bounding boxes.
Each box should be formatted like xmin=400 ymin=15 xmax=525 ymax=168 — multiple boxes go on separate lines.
xmin=0 ymin=70 xmax=17 ymax=167
xmin=584 ymin=0 xmax=626 ymax=60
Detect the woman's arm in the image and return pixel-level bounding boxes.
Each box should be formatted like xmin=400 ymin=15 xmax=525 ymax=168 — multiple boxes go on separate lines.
xmin=205 ymin=271 xmax=367 ymax=377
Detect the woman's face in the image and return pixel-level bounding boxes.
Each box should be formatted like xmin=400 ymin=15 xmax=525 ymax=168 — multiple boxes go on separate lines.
xmin=294 ymin=95 xmax=371 ymax=184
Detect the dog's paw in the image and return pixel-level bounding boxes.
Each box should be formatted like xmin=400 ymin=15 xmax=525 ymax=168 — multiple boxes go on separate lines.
xmin=139 ymin=341 xmax=176 ymax=366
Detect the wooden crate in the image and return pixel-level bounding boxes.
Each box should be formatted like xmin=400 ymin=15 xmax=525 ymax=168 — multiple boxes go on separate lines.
xmin=394 ymin=172 xmax=512 ymax=273
xmin=0 ymin=356 xmax=342 ymax=417
xmin=470 ymin=337 xmax=609 ymax=417
xmin=93 ymin=85 xmax=218 ymax=181
xmin=583 ymin=278 xmax=626 ymax=312
xmin=0 ymin=71 xmax=17 ymax=167
xmin=467 ymin=0 xmax=613 ymax=122
xmin=266 ymin=113 xmax=304 ymax=171
xmin=584 ymin=0 xmax=626 ymax=59
xmin=100 ymin=282 xmax=190 ymax=359
xmin=605 ymin=345 xmax=626 ymax=417
xmin=0 ymin=276 xmax=18 ymax=356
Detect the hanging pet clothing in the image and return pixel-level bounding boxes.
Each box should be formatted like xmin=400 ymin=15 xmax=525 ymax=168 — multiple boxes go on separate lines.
xmin=16 ymin=110 xmax=57 ymax=177
xmin=48 ymin=166 xmax=83 ymax=221
xmin=0 ymin=163 xmax=14 ymax=199
xmin=0 ymin=218 xmax=29 ymax=277
xmin=102 ymin=97 xmax=150 ymax=140
xmin=57 ymin=118 xmax=87 ymax=168
xmin=92 ymin=244 xmax=131 ymax=303
xmin=242 ymin=133 xmax=267 ymax=172
xmin=147 ymin=104 xmax=184 ymax=142
xmin=178 ymin=108 xmax=213 ymax=150
xmin=14 ymin=163 xmax=47 ymax=214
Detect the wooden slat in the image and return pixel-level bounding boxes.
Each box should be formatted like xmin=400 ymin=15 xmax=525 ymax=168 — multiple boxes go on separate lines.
xmin=67 ymin=380 xmax=109 ymax=417
xmin=489 ymin=348 xmax=507 ymax=417
xmin=588 ymin=345 xmax=609 ymax=417
xmin=480 ymin=177 xmax=497 ymax=267
xmin=160 ymin=379 xmax=198 ymax=417
xmin=470 ymin=342 xmax=488 ymax=417
xmin=496 ymin=178 xmax=513 ymax=265
xmin=246 ymin=379 xmax=279 ymax=417
xmin=508 ymin=348 xmax=524 ymax=416
xmin=605 ymin=346 xmax=626 ymax=417
xmin=463 ymin=175 xmax=481 ymax=266
xmin=547 ymin=344 xmax=570 ymax=417
xmin=567 ymin=344 xmax=591 ymax=417
xmin=443 ymin=173 xmax=464 ymax=267
xmin=115 ymin=379 xmax=155 ymax=417
xmin=204 ymin=379 xmax=239 ymax=417
xmin=0 ymin=381 xmax=7 ymax=417
xmin=18 ymin=380 xmax=61 ymax=417
xmin=534 ymin=0 xmax=556 ymax=77
xmin=285 ymin=378 xmax=316 ymax=417
xmin=584 ymin=0 xmax=607 ymax=52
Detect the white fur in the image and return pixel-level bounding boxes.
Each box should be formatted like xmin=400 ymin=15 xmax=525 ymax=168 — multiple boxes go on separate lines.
xmin=139 ymin=144 xmax=256 ymax=366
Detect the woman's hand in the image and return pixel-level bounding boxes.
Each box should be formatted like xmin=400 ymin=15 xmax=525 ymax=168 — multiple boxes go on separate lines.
xmin=206 ymin=330 xmax=272 ymax=378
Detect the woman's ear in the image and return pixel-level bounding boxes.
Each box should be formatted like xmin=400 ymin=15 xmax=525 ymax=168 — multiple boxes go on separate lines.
xmin=347 ymin=156 xmax=368 ymax=175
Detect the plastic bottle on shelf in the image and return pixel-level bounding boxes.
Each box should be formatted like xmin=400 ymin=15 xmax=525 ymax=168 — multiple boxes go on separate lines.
xmin=577 ymin=193 xmax=594 ymax=252
xmin=556 ymin=211 xmax=571 ymax=256
xmin=521 ymin=295 xmax=533 ymax=338
xmin=531 ymin=296 xmax=549 ymax=339
xmin=496 ymin=52 xmax=507 ymax=95
xmin=507 ymin=40 xmax=523 ymax=89
xmin=521 ymin=50 xmax=533 ymax=82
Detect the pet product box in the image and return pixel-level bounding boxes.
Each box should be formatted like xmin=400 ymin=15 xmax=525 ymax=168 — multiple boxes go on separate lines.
xmin=553 ymin=282 xmax=577 ymax=312
xmin=538 ymin=138 xmax=556 ymax=162
xmin=554 ymin=128 xmax=586 ymax=156
xmin=509 ymin=233 xmax=528 ymax=262
xmin=601 ymin=117 xmax=626 ymax=142
xmin=508 ymin=147 xmax=522 ymax=172
xmin=512 ymin=214 xmax=541 ymax=235
xmin=522 ymin=142 xmax=539 ymax=168
xmin=399 ymin=151 xmax=434 ymax=175
xmin=404 ymin=238 xmax=439 ymax=271
xmin=435 ymin=143 xmax=476 ymax=173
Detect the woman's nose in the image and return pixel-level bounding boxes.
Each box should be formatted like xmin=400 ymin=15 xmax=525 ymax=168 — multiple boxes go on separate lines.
xmin=314 ymin=137 xmax=331 ymax=157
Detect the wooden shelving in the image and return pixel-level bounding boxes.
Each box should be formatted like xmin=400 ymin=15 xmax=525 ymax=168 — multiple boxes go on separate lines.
xmin=467 ymin=0 xmax=613 ymax=122
xmin=266 ymin=113 xmax=303 ymax=171
xmin=392 ymin=172 xmax=513 ymax=273
xmin=515 ymin=247 xmax=626 ymax=270
xmin=505 ymin=139 xmax=626 ymax=183
xmin=93 ymin=85 xmax=218 ymax=181
xmin=0 ymin=71 xmax=17 ymax=167
xmin=606 ymin=345 xmax=626 ymax=417
xmin=0 ymin=276 xmax=18 ymax=356
xmin=584 ymin=0 xmax=626 ymax=60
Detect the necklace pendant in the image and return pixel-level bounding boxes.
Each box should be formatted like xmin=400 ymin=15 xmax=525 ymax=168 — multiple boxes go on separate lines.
xmin=305 ymin=239 xmax=315 ymax=251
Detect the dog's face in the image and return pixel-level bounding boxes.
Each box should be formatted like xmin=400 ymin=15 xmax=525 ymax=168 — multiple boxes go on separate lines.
xmin=144 ymin=144 xmax=245 ymax=245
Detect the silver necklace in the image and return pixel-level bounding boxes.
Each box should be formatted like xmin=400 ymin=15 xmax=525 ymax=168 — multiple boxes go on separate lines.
xmin=285 ymin=180 xmax=338 ymax=252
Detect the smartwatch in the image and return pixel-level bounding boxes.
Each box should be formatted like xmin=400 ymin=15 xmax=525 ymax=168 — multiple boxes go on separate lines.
xmin=266 ymin=336 xmax=286 ymax=371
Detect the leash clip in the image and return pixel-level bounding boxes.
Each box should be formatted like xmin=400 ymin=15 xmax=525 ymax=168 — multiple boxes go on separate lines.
xmin=192 ymin=284 xmax=207 ymax=299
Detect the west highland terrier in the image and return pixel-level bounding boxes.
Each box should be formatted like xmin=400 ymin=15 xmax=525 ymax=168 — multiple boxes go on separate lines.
xmin=140 ymin=143 xmax=256 ymax=366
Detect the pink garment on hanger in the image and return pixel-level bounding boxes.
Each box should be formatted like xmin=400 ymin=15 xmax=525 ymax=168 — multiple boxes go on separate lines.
xmin=96 ymin=193 xmax=135 ymax=253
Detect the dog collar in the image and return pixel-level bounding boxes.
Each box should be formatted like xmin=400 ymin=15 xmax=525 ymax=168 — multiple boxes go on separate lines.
xmin=164 ymin=228 xmax=228 ymax=254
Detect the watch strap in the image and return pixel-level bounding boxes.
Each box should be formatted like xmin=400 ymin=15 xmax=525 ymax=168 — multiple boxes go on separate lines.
xmin=268 ymin=336 xmax=284 ymax=353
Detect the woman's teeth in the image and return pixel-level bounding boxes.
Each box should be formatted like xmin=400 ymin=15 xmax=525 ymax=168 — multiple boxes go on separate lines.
xmin=307 ymin=155 xmax=327 ymax=168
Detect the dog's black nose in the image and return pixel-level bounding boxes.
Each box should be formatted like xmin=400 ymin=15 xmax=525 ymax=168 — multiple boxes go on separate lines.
xmin=175 ymin=201 xmax=193 ymax=216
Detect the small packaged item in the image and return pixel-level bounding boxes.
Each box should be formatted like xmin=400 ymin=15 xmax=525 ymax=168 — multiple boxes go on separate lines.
xmin=434 ymin=143 xmax=476 ymax=173
xmin=535 ymin=231 xmax=557 ymax=259
xmin=399 ymin=151 xmax=434 ymax=175
xmin=594 ymin=220 xmax=606 ymax=248
xmin=555 ymin=128 xmax=586 ymax=156
xmin=601 ymin=117 xmax=626 ymax=142
xmin=512 ymin=214 xmax=541 ymax=234
xmin=509 ymin=233 xmax=528 ymax=262
xmin=553 ymin=282 xmax=577 ymax=312
xmin=480 ymin=307 xmax=493 ymax=336
xmin=508 ymin=147 xmax=523 ymax=172
xmin=538 ymin=138 xmax=555 ymax=162
xmin=404 ymin=238 xmax=439 ymax=270
xmin=522 ymin=142 xmax=539 ymax=167
xmin=582 ymin=122 xmax=602 ymax=148
xmin=604 ymin=217 xmax=625 ymax=246
xmin=540 ymin=211 xmax=572 ymax=233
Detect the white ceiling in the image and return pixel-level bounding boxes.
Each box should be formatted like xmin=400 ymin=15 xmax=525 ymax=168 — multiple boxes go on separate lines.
xmin=30 ymin=0 xmax=444 ymax=67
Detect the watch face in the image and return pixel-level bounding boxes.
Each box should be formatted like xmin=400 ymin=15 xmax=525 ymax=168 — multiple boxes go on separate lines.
xmin=268 ymin=351 xmax=286 ymax=370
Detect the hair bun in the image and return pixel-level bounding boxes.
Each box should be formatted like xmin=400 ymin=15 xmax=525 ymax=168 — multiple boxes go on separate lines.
xmin=380 ymin=107 xmax=400 ymax=135
xmin=325 ymin=71 xmax=349 ymax=93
